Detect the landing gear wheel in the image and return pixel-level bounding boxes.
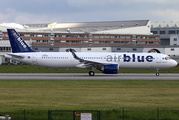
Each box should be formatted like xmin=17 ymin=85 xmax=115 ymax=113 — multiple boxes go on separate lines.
xmin=156 ymin=68 xmax=159 ymax=76
xmin=89 ymin=71 xmax=95 ymax=76
xmin=156 ymin=73 xmax=159 ymax=76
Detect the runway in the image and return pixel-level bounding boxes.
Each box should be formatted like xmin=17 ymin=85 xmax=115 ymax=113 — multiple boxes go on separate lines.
xmin=0 ymin=73 xmax=179 ymax=80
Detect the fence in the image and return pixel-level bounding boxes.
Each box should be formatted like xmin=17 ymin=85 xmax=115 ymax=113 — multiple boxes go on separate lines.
xmin=0 ymin=108 xmax=179 ymax=120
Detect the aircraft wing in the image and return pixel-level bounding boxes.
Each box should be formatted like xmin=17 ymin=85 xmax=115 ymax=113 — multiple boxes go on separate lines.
xmin=69 ymin=49 xmax=115 ymax=69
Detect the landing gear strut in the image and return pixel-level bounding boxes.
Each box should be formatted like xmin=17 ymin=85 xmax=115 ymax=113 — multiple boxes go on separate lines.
xmin=156 ymin=68 xmax=159 ymax=76
xmin=89 ymin=71 xmax=95 ymax=76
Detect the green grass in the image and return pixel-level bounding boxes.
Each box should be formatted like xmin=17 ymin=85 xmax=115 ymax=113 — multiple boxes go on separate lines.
xmin=0 ymin=80 xmax=179 ymax=110
xmin=1 ymin=64 xmax=179 ymax=73
xmin=1 ymin=80 xmax=179 ymax=120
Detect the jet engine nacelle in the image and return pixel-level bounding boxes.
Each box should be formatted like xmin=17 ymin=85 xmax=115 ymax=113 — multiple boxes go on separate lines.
xmin=102 ymin=64 xmax=119 ymax=74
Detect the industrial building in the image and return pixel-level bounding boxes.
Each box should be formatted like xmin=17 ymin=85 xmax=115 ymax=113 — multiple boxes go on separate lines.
xmin=0 ymin=20 xmax=179 ymax=64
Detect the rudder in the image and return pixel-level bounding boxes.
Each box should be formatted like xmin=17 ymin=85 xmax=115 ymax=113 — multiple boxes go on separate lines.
xmin=7 ymin=29 xmax=35 ymax=53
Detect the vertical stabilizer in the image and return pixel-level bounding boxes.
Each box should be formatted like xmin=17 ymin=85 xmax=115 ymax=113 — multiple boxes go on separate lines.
xmin=7 ymin=29 xmax=35 ymax=53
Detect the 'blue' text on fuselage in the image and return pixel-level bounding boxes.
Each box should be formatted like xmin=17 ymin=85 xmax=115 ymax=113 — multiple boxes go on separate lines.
xmin=106 ymin=54 xmax=154 ymax=62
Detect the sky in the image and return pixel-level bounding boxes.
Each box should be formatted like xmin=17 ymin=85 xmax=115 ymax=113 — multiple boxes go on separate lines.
xmin=0 ymin=0 xmax=179 ymax=24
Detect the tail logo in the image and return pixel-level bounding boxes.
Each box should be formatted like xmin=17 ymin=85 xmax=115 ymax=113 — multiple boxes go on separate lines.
xmin=12 ymin=31 xmax=27 ymax=49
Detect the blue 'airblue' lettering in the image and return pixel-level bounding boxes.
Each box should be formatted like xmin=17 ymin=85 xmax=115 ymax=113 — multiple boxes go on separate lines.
xmin=124 ymin=54 xmax=131 ymax=62
xmin=146 ymin=56 xmax=153 ymax=62
xmin=106 ymin=54 xmax=154 ymax=63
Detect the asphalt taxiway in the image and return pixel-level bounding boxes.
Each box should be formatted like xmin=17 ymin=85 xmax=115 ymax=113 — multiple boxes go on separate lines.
xmin=0 ymin=73 xmax=178 ymax=80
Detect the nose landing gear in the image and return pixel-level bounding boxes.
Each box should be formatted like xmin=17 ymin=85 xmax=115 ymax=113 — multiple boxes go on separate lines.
xmin=156 ymin=68 xmax=159 ymax=76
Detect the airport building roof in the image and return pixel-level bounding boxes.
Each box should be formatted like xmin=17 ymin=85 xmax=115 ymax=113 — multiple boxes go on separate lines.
xmin=151 ymin=22 xmax=179 ymax=28
xmin=0 ymin=20 xmax=151 ymax=35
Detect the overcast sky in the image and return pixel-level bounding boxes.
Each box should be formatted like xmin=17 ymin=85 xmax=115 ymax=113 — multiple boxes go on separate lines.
xmin=0 ymin=0 xmax=179 ymax=24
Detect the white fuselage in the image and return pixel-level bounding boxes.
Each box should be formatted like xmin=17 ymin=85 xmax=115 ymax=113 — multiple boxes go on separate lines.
xmin=4 ymin=52 xmax=177 ymax=69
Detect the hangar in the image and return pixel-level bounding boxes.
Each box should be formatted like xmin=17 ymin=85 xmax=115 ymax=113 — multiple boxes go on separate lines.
xmin=0 ymin=20 xmax=179 ymax=64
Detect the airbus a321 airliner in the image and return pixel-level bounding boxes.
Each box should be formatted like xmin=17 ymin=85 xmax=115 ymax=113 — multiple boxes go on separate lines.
xmin=4 ymin=29 xmax=177 ymax=76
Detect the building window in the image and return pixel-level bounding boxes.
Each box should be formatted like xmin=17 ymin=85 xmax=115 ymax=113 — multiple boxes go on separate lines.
xmin=84 ymin=35 xmax=88 ymax=38
xmin=151 ymin=37 xmax=155 ymax=39
xmin=141 ymin=42 xmax=145 ymax=44
xmin=0 ymin=47 xmax=11 ymax=51
xmin=169 ymin=31 xmax=176 ymax=34
xmin=133 ymin=48 xmax=137 ymax=51
xmin=94 ymin=36 xmax=99 ymax=39
xmin=43 ymin=40 xmax=48 ymax=43
xmin=78 ymin=35 xmax=83 ymax=38
xmin=136 ymin=41 xmax=140 ymax=44
xmin=61 ymin=40 xmax=66 ymax=43
xmin=55 ymin=40 xmax=60 ymax=43
xmin=20 ymin=34 xmax=24 ymax=37
xmin=116 ymin=36 xmax=120 ymax=39
xmin=126 ymin=41 xmax=131 ymax=44
xmin=87 ymin=48 xmax=91 ymax=51
xmin=84 ymin=41 xmax=88 ymax=43
xmin=160 ymin=31 xmax=165 ymax=34
xmin=24 ymin=34 xmax=30 ymax=37
xmin=117 ymin=48 xmax=121 ymax=50
xmin=67 ymin=35 xmax=71 ymax=38
xmin=49 ymin=48 xmax=53 ymax=51
xmin=72 ymin=35 xmax=77 ymax=38
xmin=55 ymin=35 xmax=60 ymax=38
xmin=43 ymin=34 xmax=49 ymax=38
xmin=151 ymin=31 xmax=158 ymax=34
xmin=156 ymin=42 xmax=160 ymax=44
xmin=121 ymin=36 xmax=125 ymax=39
xmin=142 ymin=37 xmax=145 ymax=39
xmin=156 ymin=37 xmax=160 ymax=39
xmin=37 ymin=40 xmax=42 ymax=43
xmin=136 ymin=36 xmax=141 ymax=39
xmin=126 ymin=36 xmax=131 ymax=39
xmin=150 ymin=42 xmax=154 ymax=44
xmin=66 ymin=40 xmax=70 ymax=43
xmin=100 ymin=36 xmax=105 ymax=39
xmin=31 ymin=34 xmax=36 ymax=37
xmin=171 ymin=48 xmax=175 ymax=51
xmin=105 ymin=36 xmax=110 ymax=39
xmin=116 ymin=41 xmax=120 ymax=44
xmin=121 ymin=41 xmax=126 ymax=44
xmin=100 ymin=41 xmax=104 ymax=44
xmin=103 ymin=48 xmax=106 ymax=50
xmin=174 ymin=38 xmax=177 ymax=41
xmin=78 ymin=41 xmax=82 ymax=43
xmin=110 ymin=41 xmax=114 ymax=44
xmin=94 ymin=41 xmax=99 ymax=44
xmin=61 ymin=35 xmax=66 ymax=38
xmin=37 ymin=34 xmax=42 ymax=37
xmin=72 ymin=40 xmax=77 ymax=43
xmin=111 ymin=36 xmax=115 ymax=39
xmin=105 ymin=41 xmax=110 ymax=44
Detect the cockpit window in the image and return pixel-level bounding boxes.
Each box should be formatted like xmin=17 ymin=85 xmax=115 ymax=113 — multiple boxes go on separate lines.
xmin=165 ymin=56 xmax=170 ymax=60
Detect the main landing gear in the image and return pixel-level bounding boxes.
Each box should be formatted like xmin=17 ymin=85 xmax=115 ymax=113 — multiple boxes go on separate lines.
xmin=156 ymin=68 xmax=159 ymax=76
xmin=89 ymin=71 xmax=95 ymax=76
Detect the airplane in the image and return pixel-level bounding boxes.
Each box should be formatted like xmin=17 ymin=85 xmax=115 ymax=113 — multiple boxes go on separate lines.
xmin=4 ymin=29 xmax=178 ymax=76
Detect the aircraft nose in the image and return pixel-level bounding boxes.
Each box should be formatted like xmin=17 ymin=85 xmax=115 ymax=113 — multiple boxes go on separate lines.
xmin=172 ymin=60 xmax=178 ymax=67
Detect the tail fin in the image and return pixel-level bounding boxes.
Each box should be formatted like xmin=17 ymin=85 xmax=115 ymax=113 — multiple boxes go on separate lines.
xmin=7 ymin=29 xmax=35 ymax=53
